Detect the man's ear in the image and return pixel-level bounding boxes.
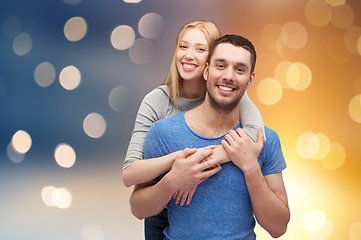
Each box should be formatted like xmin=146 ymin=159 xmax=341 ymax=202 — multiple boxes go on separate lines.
xmin=203 ymin=63 xmax=209 ymax=81
xmin=247 ymin=72 xmax=255 ymax=88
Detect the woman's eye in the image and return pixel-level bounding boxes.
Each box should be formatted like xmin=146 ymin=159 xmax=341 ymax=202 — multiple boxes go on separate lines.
xmin=197 ymin=48 xmax=206 ymax=52
xmin=179 ymin=45 xmax=187 ymax=49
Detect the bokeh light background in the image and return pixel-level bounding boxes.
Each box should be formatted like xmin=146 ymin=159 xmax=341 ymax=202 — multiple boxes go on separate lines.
xmin=1 ymin=0 xmax=361 ymax=239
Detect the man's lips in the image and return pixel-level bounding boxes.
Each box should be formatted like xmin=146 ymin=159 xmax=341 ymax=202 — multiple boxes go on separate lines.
xmin=217 ymin=85 xmax=235 ymax=92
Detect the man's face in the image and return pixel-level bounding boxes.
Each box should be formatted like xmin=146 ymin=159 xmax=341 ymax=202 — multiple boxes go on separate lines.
xmin=204 ymin=43 xmax=255 ymax=112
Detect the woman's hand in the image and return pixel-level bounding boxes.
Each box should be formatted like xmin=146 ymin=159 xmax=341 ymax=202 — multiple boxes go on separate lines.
xmin=170 ymin=145 xmax=221 ymax=206
xmin=210 ymin=144 xmax=231 ymax=164
xmin=173 ymin=187 xmax=197 ymax=206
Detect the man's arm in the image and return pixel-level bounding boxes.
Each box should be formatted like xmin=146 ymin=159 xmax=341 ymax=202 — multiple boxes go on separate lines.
xmin=222 ymin=128 xmax=290 ymax=238
xmin=130 ymin=147 xmax=222 ymax=219
xmin=243 ymin=167 xmax=289 ymax=238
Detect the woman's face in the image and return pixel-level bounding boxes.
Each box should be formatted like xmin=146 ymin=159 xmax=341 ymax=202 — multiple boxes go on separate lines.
xmin=176 ymin=28 xmax=209 ymax=82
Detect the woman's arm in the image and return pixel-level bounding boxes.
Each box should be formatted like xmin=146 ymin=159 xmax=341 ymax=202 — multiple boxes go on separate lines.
xmin=122 ymin=151 xmax=180 ymax=187
xmin=240 ymin=92 xmax=266 ymax=142
xmin=122 ymin=87 xmax=174 ymax=187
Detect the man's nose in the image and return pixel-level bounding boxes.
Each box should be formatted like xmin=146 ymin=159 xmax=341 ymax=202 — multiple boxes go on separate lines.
xmin=223 ymin=67 xmax=234 ymax=81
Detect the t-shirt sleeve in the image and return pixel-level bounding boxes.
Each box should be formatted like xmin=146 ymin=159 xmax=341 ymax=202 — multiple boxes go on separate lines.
xmin=122 ymin=88 xmax=169 ymax=170
xmin=143 ymin=123 xmax=166 ymax=160
xmin=260 ymin=128 xmax=287 ymax=175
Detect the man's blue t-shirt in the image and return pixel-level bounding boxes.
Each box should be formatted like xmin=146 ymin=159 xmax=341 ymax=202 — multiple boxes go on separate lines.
xmin=144 ymin=111 xmax=286 ymax=240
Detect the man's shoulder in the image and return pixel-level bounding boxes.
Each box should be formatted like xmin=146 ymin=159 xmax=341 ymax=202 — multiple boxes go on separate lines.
xmin=264 ymin=126 xmax=278 ymax=139
xmin=263 ymin=126 xmax=282 ymax=150
xmin=151 ymin=111 xmax=185 ymax=130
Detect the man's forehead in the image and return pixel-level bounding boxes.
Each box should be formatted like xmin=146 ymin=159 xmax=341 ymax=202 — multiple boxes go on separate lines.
xmin=211 ymin=43 xmax=251 ymax=64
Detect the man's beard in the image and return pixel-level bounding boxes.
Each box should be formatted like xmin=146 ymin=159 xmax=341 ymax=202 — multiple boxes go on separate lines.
xmin=207 ymin=86 xmax=243 ymax=114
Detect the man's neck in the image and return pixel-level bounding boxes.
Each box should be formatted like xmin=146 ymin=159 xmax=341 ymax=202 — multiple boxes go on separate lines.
xmin=185 ymin=100 xmax=240 ymax=138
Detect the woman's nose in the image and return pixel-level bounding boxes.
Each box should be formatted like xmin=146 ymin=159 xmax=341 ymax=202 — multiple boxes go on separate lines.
xmin=185 ymin=49 xmax=194 ymax=60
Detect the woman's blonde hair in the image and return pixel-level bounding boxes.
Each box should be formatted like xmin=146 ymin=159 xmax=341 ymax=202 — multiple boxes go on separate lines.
xmin=163 ymin=21 xmax=221 ymax=105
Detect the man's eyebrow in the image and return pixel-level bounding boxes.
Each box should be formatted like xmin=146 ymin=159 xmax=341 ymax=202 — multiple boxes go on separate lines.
xmin=213 ymin=58 xmax=226 ymax=63
xmin=236 ymin=63 xmax=248 ymax=68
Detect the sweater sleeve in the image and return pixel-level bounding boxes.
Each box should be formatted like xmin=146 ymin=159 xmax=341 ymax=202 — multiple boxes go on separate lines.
xmin=239 ymin=92 xmax=266 ymax=142
xmin=122 ymin=87 xmax=170 ymax=170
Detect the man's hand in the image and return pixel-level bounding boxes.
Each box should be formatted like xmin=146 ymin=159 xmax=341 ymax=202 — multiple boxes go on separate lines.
xmin=221 ymin=128 xmax=264 ymax=171
xmin=167 ymin=146 xmax=222 ymax=205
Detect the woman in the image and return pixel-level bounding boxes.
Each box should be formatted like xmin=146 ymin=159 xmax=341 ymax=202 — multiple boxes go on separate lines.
xmin=122 ymin=21 xmax=265 ymax=239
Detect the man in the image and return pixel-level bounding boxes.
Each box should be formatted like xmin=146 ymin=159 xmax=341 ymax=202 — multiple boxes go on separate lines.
xmin=130 ymin=34 xmax=290 ymax=239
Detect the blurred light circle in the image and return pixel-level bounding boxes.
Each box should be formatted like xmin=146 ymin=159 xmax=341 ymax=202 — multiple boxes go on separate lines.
xmin=34 ymin=62 xmax=56 ymax=87
xmin=7 ymin=143 xmax=25 ymax=163
xmin=275 ymin=38 xmax=287 ymax=59
xmin=2 ymin=15 xmax=22 ymax=37
xmin=12 ymin=130 xmax=32 ymax=154
xmin=281 ymin=22 xmax=308 ymax=49
xmin=303 ymin=210 xmax=327 ymax=233
xmin=310 ymin=219 xmax=333 ymax=239
xmin=349 ymin=94 xmax=361 ymax=124
xmin=321 ymin=142 xmax=345 ymax=170
xmin=256 ymin=78 xmax=282 ymax=106
xmin=286 ymin=62 xmax=312 ymax=91
xmin=324 ymin=0 xmax=345 ymax=6
xmin=63 ymin=0 xmax=82 ymax=4
xmin=261 ymin=23 xmax=282 ymax=51
xmin=82 ymin=225 xmax=105 ymax=240
xmin=274 ymin=61 xmax=293 ymax=88
xmin=59 ymin=65 xmax=81 ymax=90
xmin=296 ymin=132 xmax=320 ymax=159
xmin=41 ymin=186 xmax=57 ymax=207
xmin=52 ymin=187 xmax=72 ymax=209
xmin=110 ymin=25 xmax=135 ymax=50
xmin=13 ymin=33 xmax=32 ymax=56
xmin=54 ymin=143 xmax=76 ymax=168
xmin=286 ymin=63 xmax=301 ymax=89
xmin=313 ymin=133 xmax=331 ymax=160
xmin=330 ymin=4 xmax=354 ymax=29
xmin=358 ymin=36 xmax=361 ymax=56
xmin=83 ymin=113 xmax=106 ymax=138
xmin=138 ymin=13 xmax=165 ymax=39
xmin=304 ymin=0 xmax=331 ymax=27
xmin=327 ymin=35 xmax=351 ymax=63
xmin=349 ymin=222 xmax=361 ymax=240
xmin=123 ymin=0 xmax=142 ymax=2
xmin=344 ymin=26 xmax=361 ymax=54
xmin=129 ymin=38 xmax=155 ymax=65
xmin=64 ymin=16 xmax=87 ymax=42
xmin=109 ymin=85 xmax=132 ymax=112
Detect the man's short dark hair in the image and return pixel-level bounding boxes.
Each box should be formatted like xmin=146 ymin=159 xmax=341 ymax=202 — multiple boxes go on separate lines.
xmin=207 ymin=34 xmax=257 ymax=73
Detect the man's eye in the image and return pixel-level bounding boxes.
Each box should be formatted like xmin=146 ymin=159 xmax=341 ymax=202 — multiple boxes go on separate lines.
xmin=216 ymin=64 xmax=224 ymax=68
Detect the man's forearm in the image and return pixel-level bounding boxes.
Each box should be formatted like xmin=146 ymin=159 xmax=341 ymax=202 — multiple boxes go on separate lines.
xmin=130 ymin=175 xmax=177 ymax=220
xmin=243 ymin=167 xmax=290 ymax=238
